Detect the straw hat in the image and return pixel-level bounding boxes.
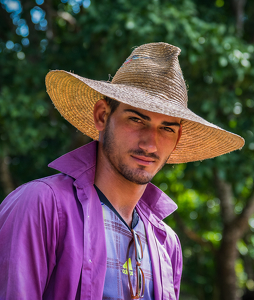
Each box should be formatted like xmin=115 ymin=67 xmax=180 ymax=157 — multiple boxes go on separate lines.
xmin=45 ymin=42 xmax=244 ymax=164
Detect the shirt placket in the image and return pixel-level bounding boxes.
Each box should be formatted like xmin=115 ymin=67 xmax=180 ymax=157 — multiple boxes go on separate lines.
xmin=75 ymin=183 xmax=107 ymax=300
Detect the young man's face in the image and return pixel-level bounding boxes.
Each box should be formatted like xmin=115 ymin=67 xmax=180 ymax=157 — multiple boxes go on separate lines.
xmin=101 ymin=102 xmax=182 ymax=185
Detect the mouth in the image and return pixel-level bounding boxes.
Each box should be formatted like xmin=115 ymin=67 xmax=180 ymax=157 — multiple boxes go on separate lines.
xmin=131 ymin=155 xmax=156 ymax=166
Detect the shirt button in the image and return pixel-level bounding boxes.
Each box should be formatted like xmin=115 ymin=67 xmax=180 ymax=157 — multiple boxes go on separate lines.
xmin=89 ymin=259 xmax=92 ymax=263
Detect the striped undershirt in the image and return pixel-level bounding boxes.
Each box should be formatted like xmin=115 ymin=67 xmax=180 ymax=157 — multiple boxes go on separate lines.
xmin=95 ymin=187 xmax=154 ymax=299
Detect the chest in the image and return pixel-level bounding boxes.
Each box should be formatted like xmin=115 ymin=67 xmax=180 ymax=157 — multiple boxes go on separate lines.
xmin=53 ymin=186 xmax=178 ymax=300
xmin=101 ymin=204 xmax=154 ymax=300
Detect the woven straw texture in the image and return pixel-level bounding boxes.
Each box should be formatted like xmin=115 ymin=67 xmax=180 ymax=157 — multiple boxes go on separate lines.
xmin=45 ymin=42 xmax=244 ymax=164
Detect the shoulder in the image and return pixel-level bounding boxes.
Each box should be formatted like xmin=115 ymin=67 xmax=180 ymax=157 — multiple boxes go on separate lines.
xmin=163 ymin=221 xmax=180 ymax=242
xmin=163 ymin=221 xmax=182 ymax=254
xmin=0 ymin=174 xmax=75 ymax=219
xmin=36 ymin=173 xmax=75 ymax=193
xmin=0 ymin=176 xmax=66 ymax=253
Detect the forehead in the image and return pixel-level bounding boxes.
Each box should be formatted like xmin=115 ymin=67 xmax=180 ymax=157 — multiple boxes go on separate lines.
xmin=116 ymin=102 xmax=181 ymax=124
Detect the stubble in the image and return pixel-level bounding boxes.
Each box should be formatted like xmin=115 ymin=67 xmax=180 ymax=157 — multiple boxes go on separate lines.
xmin=102 ymin=118 xmax=169 ymax=185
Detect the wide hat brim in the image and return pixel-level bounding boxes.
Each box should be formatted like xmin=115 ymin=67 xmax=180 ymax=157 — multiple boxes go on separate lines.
xmin=45 ymin=70 xmax=244 ymax=164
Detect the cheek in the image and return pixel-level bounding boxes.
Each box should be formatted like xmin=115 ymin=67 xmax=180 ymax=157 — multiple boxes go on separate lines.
xmin=159 ymin=136 xmax=179 ymax=154
xmin=115 ymin=123 xmax=140 ymax=141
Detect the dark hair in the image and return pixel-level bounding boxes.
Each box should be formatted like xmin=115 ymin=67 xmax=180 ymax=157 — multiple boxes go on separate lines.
xmin=105 ymin=96 xmax=120 ymax=115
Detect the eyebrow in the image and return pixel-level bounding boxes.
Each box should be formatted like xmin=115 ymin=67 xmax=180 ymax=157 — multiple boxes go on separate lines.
xmin=123 ymin=109 xmax=181 ymax=127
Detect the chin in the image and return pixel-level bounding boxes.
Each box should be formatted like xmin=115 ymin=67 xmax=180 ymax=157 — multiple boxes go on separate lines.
xmin=119 ymin=166 xmax=155 ymax=185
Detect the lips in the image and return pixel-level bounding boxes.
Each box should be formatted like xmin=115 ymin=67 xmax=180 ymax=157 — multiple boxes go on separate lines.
xmin=131 ymin=155 xmax=156 ymax=166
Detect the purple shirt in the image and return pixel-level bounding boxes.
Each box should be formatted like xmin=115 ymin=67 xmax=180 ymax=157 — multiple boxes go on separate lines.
xmin=0 ymin=141 xmax=182 ymax=300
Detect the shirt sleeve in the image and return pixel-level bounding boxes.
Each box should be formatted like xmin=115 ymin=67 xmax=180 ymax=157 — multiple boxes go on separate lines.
xmin=0 ymin=180 xmax=60 ymax=300
xmin=172 ymin=234 xmax=183 ymax=300
xmin=164 ymin=225 xmax=183 ymax=300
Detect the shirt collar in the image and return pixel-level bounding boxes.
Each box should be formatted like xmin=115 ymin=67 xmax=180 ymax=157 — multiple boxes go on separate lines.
xmin=48 ymin=141 xmax=177 ymax=220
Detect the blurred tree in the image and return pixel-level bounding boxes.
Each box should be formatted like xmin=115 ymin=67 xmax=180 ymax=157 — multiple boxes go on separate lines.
xmin=0 ymin=0 xmax=254 ymax=299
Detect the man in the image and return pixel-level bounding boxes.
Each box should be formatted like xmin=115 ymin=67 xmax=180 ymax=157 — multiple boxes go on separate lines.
xmin=0 ymin=42 xmax=244 ymax=300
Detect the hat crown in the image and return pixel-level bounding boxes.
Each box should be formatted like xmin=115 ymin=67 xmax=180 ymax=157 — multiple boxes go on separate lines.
xmin=112 ymin=42 xmax=188 ymax=108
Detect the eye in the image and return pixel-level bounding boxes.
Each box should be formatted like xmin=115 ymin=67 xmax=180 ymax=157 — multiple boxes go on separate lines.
xmin=130 ymin=117 xmax=142 ymax=123
xmin=163 ymin=127 xmax=175 ymax=133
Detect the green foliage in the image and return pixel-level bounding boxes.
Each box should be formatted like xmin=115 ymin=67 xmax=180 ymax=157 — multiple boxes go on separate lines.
xmin=1 ymin=0 xmax=254 ymax=298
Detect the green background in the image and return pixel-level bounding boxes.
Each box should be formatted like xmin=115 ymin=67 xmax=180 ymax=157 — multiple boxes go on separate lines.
xmin=1 ymin=0 xmax=254 ymax=299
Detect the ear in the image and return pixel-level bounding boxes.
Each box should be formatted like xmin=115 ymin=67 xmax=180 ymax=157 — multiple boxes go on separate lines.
xmin=173 ymin=124 xmax=182 ymax=151
xmin=93 ymin=99 xmax=111 ymax=131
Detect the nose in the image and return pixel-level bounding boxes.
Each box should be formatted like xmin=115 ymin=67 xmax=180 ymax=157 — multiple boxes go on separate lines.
xmin=138 ymin=127 xmax=158 ymax=153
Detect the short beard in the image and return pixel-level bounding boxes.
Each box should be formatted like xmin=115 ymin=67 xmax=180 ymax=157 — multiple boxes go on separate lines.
xmin=102 ymin=117 xmax=169 ymax=185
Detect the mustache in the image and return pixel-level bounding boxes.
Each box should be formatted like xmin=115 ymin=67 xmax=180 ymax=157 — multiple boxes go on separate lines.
xmin=128 ymin=149 xmax=160 ymax=160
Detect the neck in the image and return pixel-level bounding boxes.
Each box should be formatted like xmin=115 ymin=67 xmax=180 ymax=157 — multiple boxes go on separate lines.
xmin=94 ymin=143 xmax=146 ymax=227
